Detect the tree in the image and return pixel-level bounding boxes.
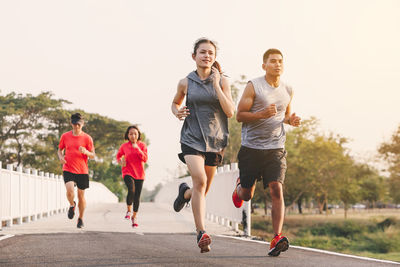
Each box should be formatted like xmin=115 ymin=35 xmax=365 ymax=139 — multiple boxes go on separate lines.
xmin=0 ymin=92 xmax=68 ymax=166
xmin=0 ymin=91 xmax=150 ymax=200
xmin=223 ymin=76 xmax=246 ymax=164
xmin=378 ymin=124 xmax=400 ymax=203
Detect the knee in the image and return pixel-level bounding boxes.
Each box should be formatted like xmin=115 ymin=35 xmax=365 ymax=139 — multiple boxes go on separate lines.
xmin=192 ymin=178 xmax=206 ymax=192
xmin=66 ymin=190 xmax=74 ymax=198
xmin=269 ymin=182 xmax=283 ymax=200
xmin=237 ymin=185 xmax=254 ymax=201
xmin=240 ymin=190 xmax=253 ymax=201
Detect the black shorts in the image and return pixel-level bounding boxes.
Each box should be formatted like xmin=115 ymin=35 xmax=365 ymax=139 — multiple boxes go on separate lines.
xmin=63 ymin=171 xmax=89 ymax=190
xmin=238 ymin=146 xmax=287 ymax=189
xmin=178 ymin=143 xmax=224 ymax=167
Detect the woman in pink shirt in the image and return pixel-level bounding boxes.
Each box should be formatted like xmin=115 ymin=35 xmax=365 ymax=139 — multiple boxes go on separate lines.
xmin=116 ymin=125 xmax=148 ymax=227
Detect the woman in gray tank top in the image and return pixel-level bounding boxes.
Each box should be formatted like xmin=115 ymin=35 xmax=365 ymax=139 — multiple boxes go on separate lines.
xmin=171 ymin=38 xmax=234 ymax=253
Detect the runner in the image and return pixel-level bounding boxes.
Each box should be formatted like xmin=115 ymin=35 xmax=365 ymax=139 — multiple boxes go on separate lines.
xmin=231 ymin=49 xmax=301 ymax=256
xmin=58 ymin=113 xmax=95 ymax=229
xmin=171 ymin=38 xmax=234 ymax=253
xmin=116 ymin=125 xmax=148 ymax=228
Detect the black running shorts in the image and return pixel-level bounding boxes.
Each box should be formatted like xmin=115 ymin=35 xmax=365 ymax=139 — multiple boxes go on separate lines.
xmin=178 ymin=143 xmax=224 ymax=167
xmin=238 ymin=146 xmax=287 ymax=189
xmin=63 ymin=171 xmax=89 ymax=190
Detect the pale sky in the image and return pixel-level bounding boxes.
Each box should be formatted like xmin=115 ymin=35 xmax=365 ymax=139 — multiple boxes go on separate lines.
xmin=1 ymin=0 xmax=400 ymax=189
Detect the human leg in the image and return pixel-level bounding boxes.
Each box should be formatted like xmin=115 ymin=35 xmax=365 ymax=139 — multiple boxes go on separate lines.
xmin=65 ymin=181 xmax=75 ymax=206
xmin=124 ymin=176 xmax=135 ymax=218
xmin=65 ymin=181 xmax=76 ymax=219
xmin=269 ymin=181 xmax=284 ymax=235
xmin=77 ymin=189 xmax=86 ymax=219
xmin=131 ymin=179 xmax=144 ymax=227
xmin=204 ymin=165 xmax=216 ymax=195
xmin=185 ymin=155 xmax=207 ymax=232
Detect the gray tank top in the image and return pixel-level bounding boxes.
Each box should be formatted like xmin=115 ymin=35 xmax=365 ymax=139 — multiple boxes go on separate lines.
xmin=180 ymin=71 xmax=229 ymax=152
xmin=241 ymin=76 xmax=292 ymax=150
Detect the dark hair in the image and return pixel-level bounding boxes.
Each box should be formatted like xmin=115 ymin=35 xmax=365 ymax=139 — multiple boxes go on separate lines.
xmin=193 ymin=38 xmax=222 ymax=73
xmin=263 ymin=48 xmax=283 ymax=63
xmin=124 ymin=125 xmax=141 ymax=141
xmin=70 ymin=113 xmax=84 ymax=124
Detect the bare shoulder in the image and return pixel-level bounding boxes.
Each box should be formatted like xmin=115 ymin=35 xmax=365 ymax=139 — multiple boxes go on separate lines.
xmin=177 ymin=77 xmax=188 ymax=94
xmin=243 ymin=81 xmax=255 ymax=97
xmin=178 ymin=77 xmax=188 ymax=88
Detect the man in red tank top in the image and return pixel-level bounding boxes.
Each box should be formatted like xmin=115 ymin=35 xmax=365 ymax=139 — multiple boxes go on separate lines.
xmin=57 ymin=113 xmax=95 ymax=229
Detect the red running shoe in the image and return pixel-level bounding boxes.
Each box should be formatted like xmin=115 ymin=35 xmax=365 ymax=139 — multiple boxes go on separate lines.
xmin=232 ymin=177 xmax=244 ymax=208
xmin=268 ymin=234 xmax=289 ymax=256
xmin=132 ymin=217 xmax=139 ymax=228
xmin=124 ymin=211 xmax=132 ymax=220
xmin=197 ymin=230 xmax=211 ymax=253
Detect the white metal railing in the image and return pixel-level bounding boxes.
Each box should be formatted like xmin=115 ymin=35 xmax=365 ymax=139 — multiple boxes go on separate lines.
xmin=0 ymin=161 xmax=68 ymax=230
xmin=155 ymin=163 xmax=251 ymax=236
xmin=0 ymin=161 xmax=119 ymax=230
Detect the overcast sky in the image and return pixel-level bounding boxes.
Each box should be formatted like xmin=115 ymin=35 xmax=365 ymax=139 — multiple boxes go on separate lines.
xmin=1 ymin=0 xmax=400 ymax=189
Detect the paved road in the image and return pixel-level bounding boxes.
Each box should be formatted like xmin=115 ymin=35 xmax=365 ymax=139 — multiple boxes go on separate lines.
xmin=0 ymin=203 xmax=398 ymax=266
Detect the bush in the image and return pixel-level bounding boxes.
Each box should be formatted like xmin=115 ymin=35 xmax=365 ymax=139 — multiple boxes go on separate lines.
xmin=377 ymin=217 xmax=397 ymax=231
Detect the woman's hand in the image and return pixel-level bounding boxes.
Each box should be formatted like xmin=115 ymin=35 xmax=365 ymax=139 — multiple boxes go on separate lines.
xmin=175 ymin=106 xmax=190 ymax=121
xmin=119 ymin=156 xmax=126 ymax=167
xmin=211 ymin=66 xmax=221 ymax=87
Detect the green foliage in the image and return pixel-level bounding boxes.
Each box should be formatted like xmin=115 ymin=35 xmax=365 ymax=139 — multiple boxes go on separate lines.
xmin=292 ymin=218 xmax=400 ymax=254
xmin=0 ymin=91 xmax=149 ymax=199
xmin=379 ymin=124 xmax=400 ymax=204
xmin=223 ymin=76 xmax=246 ymax=164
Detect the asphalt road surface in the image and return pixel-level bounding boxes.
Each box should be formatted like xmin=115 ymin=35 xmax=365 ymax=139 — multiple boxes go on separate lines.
xmin=0 ymin=203 xmax=398 ymax=266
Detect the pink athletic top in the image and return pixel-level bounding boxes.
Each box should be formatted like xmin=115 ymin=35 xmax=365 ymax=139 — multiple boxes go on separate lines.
xmin=58 ymin=131 xmax=94 ymax=174
xmin=116 ymin=141 xmax=148 ymax=180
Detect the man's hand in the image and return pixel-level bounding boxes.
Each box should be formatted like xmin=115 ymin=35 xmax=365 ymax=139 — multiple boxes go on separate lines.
xmin=59 ymin=156 xmax=67 ymax=164
xmin=79 ymin=146 xmax=88 ymax=155
xmin=289 ymin=113 xmax=301 ymax=127
xmin=258 ymin=104 xmax=277 ymax=119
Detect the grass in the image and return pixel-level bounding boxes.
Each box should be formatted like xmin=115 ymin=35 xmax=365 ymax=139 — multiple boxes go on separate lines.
xmin=251 ymin=209 xmax=400 ymax=262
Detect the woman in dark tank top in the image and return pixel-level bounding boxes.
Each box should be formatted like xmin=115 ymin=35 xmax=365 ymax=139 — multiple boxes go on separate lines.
xmin=171 ymin=38 xmax=235 ymax=253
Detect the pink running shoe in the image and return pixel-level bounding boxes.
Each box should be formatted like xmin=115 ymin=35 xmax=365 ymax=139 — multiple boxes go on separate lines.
xmin=132 ymin=217 xmax=138 ymax=228
xmin=124 ymin=211 xmax=132 ymax=220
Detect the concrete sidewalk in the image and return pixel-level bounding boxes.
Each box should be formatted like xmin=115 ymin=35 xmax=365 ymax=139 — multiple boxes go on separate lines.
xmin=0 ymin=202 xmax=238 ymax=236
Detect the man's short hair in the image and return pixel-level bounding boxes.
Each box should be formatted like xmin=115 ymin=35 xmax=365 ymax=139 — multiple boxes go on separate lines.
xmin=71 ymin=113 xmax=84 ymax=125
xmin=263 ymin=49 xmax=283 ymax=63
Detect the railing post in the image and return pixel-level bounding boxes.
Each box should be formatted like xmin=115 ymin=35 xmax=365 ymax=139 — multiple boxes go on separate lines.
xmin=16 ymin=166 xmax=23 ymax=225
xmin=243 ymin=201 xmax=251 ymax=237
xmin=39 ymin=171 xmax=44 ymax=218
xmin=0 ymin=161 xmax=2 ymax=230
xmin=6 ymin=164 xmax=13 ymax=227
xmin=32 ymin=169 xmax=38 ymax=220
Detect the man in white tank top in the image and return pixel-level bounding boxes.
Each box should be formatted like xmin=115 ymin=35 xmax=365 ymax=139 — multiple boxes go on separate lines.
xmin=232 ymin=49 xmax=301 ymax=256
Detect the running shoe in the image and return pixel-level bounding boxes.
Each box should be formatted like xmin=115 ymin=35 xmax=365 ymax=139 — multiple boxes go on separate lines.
xmin=268 ymin=234 xmax=289 ymax=256
xmin=132 ymin=217 xmax=138 ymax=228
xmin=173 ymin=182 xmax=190 ymax=212
xmin=125 ymin=211 xmax=132 ymax=220
xmin=77 ymin=218 xmax=84 ymax=229
xmin=232 ymin=178 xmax=244 ymax=208
xmin=197 ymin=230 xmax=211 ymax=253
xmin=68 ymin=201 xmax=76 ymax=219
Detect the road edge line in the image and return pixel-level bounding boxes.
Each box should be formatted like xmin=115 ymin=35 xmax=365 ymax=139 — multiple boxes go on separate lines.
xmin=216 ymin=234 xmax=400 ymax=265
xmin=0 ymin=234 xmax=14 ymax=241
